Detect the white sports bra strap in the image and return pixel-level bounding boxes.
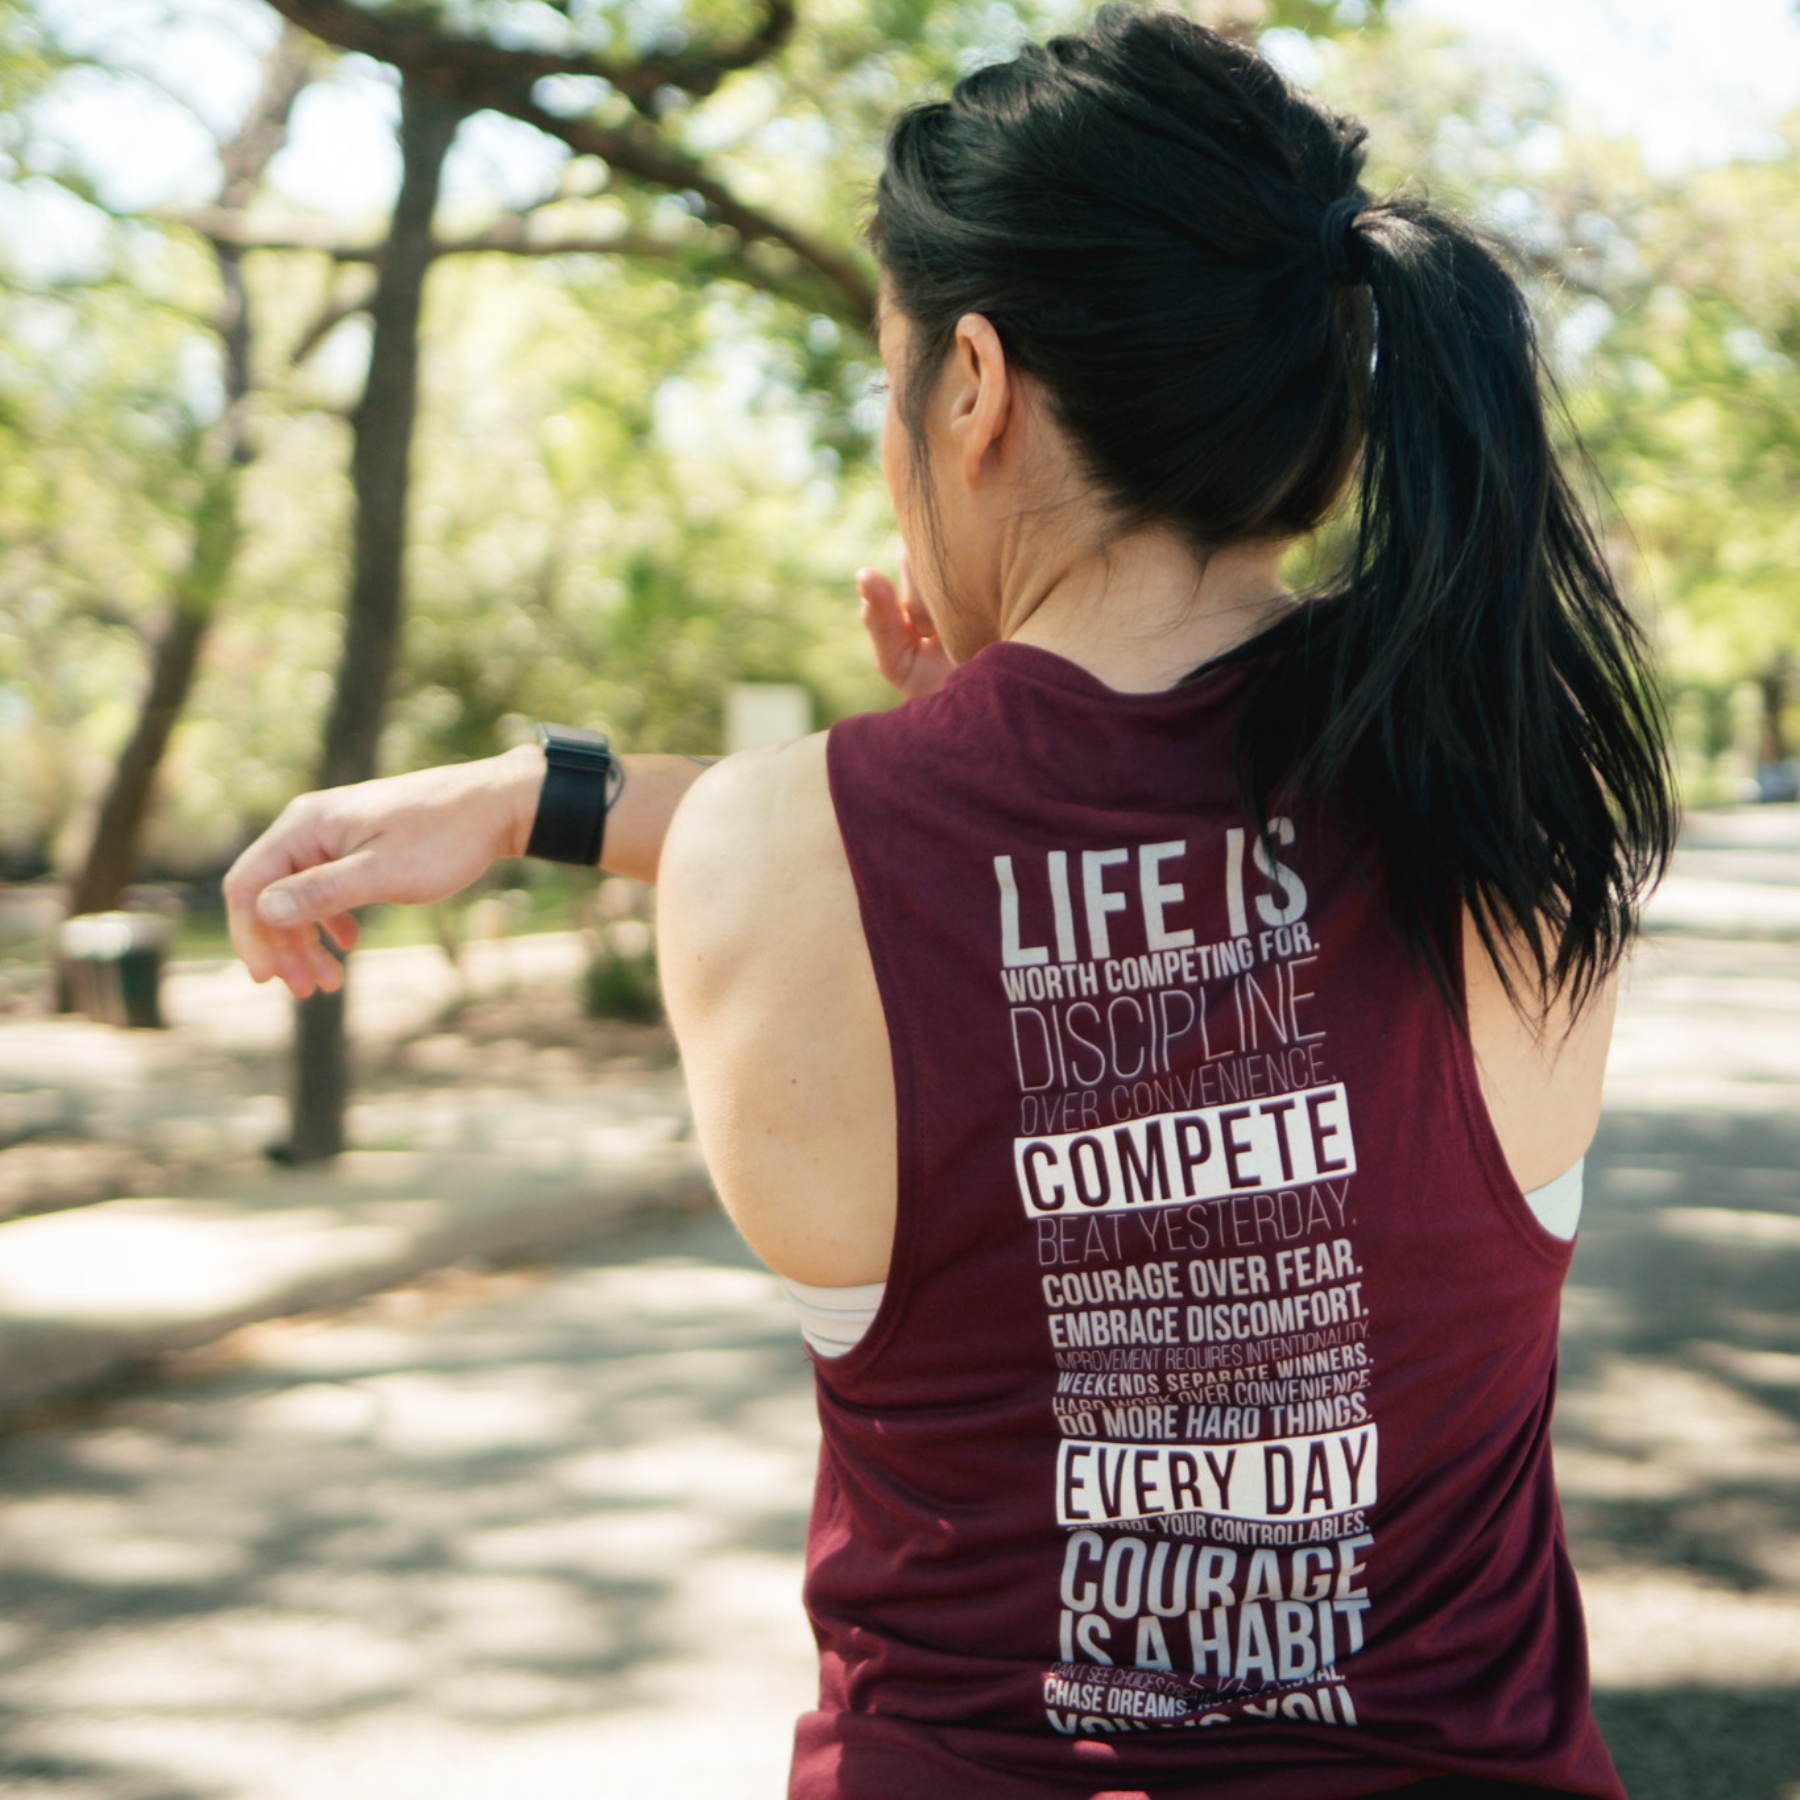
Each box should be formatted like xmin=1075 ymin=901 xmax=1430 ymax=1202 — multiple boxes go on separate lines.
xmin=783 ymin=1159 xmax=1585 ymax=1356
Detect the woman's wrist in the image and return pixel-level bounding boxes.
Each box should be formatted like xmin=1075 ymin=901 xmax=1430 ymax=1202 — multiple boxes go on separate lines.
xmin=493 ymin=743 xmax=712 ymax=884
xmin=494 ymin=743 xmax=548 ymax=863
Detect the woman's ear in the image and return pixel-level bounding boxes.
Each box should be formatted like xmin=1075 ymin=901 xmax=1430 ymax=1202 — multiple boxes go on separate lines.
xmin=946 ymin=313 xmax=1012 ymax=492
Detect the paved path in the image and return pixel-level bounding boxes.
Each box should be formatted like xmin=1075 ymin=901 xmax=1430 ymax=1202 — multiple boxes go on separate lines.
xmin=0 ymin=1211 xmax=821 ymax=1800
xmin=1645 ymin=802 xmax=1800 ymax=939
xmin=0 ymin=932 xmax=707 ymax=1416
xmin=0 ymin=932 xmax=615 ymax=1181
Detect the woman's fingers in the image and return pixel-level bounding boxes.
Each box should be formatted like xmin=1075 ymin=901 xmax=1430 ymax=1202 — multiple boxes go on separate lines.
xmin=857 ymin=562 xmax=954 ymax=699
xmin=306 ymin=937 xmax=347 ymax=994
xmin=238 ymin=910 xmax=334 ymax=999
xmin=224 ymin=797 xmax=380 ymax=995
xmin=858 ymin=566 xmax=915 ymax=689
xmin=321 ymin=912 xmax=361 ymax=954
xmin=255 ymin=847 xmax=381 ymax=937
xmin=222 ymin=756 xmax=532 ymax=998
xmin=891 ymin=548 xmax=953 ymax=692
xmin=223 ymin=824 xmax=307 ymax=984
xmin=894 ymin=545 xmax=936 ymax=641
xmin=236 ymin=858 xmax=374 ymax=998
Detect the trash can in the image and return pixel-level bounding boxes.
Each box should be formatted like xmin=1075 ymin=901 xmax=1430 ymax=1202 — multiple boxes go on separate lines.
xmin=59 ymin=911 xmax=173 ymax=1029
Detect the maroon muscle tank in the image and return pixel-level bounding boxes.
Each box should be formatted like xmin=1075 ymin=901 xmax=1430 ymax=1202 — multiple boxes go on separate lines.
xmin=793 ymin=639 xmax=1622 ymax=1800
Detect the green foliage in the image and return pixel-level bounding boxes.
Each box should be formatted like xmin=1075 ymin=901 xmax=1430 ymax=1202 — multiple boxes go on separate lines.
xmin=0 ymin=261 xmax=236 ymax=870
xmin=583 ymin=934 xmax=664 ymax=1021
xmin=583 ymin=882 xmax=663 ymax=1021
xmin=1305 ymin=18 xmax=1800 ymax=792
xmin=1569 ymin=143 xmax=1800 ymax=689
xmin=0 ymin=0 xmax=51 ymax=115
xmin=383 ymin=252 xmax=892 ymax=776
xmin=1261 ymin=0 xmax=1386 ymax=36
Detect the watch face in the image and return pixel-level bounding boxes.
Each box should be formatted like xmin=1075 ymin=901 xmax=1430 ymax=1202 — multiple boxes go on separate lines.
xmin=538 ymin=724 xmax=613 ymax=770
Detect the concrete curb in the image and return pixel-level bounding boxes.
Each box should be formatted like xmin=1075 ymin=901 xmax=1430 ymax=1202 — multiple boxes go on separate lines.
xmin=0 ymin=1140 xmax=709 ymax=1424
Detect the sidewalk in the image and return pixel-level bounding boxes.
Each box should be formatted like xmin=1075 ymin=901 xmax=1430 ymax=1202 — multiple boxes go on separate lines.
xmin=0 ymin=1140 xmax=708 ymax=1421
xmin=1644 ymin=801 xmax=1800 ymax=939
xmin=0 ymin=932 xmax=707 ymax=1425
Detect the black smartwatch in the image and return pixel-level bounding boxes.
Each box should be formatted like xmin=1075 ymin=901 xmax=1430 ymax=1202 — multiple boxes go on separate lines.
xmin=525 ymin=723 xmax=620 ymax=866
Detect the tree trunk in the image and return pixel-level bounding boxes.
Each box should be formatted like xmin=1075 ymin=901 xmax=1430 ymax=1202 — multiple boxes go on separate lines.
xmin=58 ymin=30 xmax=314 ymax=988
xmin=57 ymin=245 xmax=254 ymax=1019
xmin=286 ymin=75 xmax=465 ymax=1164
xmin=63 ymin=464 xmax=240 ymax=924
xmin=1758 ymin=651 xmax=1793 ymax=768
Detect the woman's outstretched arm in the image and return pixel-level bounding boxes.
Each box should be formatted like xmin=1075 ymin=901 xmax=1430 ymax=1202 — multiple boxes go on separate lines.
xmin=221 ymin=559 xmax=941 ymax=1000
xmin=222 ymin=748 xmax=712 ymax=999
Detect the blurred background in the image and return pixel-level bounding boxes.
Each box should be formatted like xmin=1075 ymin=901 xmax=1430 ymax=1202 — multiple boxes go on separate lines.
xmin=0 ymin=0 xmax=1796 ymax=1795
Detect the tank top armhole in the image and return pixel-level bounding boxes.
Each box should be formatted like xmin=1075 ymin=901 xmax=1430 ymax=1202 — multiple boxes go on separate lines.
xmin=1445 ymin=913 xmax=1582 ymax=1267
xmin=815 ymin=718 xmax=928 ymax=1372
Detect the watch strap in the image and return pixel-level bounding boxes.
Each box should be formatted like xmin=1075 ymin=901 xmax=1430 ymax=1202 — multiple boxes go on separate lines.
xmin=526 ymin=724 xmax=618 ymax=866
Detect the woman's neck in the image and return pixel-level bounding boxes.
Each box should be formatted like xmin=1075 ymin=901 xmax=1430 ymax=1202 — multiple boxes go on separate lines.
xmin=1001 ymin=532 xmax=1293 ymax=694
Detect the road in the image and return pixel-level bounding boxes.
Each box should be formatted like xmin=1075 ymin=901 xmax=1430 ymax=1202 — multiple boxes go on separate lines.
xmin=1565 ymin=925 xmax=1800 ymax=1800
xmin=0 ymin=898 xmax=1796 ymax=1796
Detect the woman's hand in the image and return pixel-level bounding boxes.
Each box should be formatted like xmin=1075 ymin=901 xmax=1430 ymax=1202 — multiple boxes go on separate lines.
xmin=223 ymin=749 xmax=542 ymax=999
xmin=858 ymin=549 xmax=953 ymax=699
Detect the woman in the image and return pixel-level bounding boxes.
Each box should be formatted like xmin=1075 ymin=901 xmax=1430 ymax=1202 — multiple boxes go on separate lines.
xmin=226 ymin=10 xmax=1672 ymax=1795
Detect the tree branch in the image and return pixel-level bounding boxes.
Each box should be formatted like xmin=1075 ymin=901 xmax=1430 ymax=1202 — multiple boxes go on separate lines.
xmin=212 ymin=26 xmax=321 ymax=432
xmin=254 ymin=0 xmax=872 ymax=320
xmin=289 ymin=270 xmax=377 ymax=366
xmin=183 ymin=206 xmax=381 ymax=258
xmin=263 ymin=0 xmax=796 ymax=108
xmin=185 ymin=205 xmax=858 ymax=326
xmin=464 ymin=83 xmax=876 ymax=319
xmin=0 ymin=270 xmax=212 ymax=329
xmin=435 ymin=219 xmax=684 ymax=259
xmin=186 ymin=208 xmax=698 ymax=267
xmin=516 ymin=157 xmax=613 ymax=216
xmin=217 ymin=26 xmax=327 ymax=210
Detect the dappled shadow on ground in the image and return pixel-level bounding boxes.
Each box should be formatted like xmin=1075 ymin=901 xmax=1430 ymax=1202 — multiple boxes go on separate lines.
xmin=0 ymin=1210 xmax=820 ymax=1800
xmin=1596 ymin=1688 xmax=1800 ymax=1800
xmin=1566 ymin=1112 xmax=1800 ymax=1800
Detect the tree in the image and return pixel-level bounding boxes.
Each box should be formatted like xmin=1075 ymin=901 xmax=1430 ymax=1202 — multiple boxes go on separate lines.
xmin=1286 ymin=12 xmax=1800 ymax=793
xmin=258 ymin=0 xmax=892 ymax=1159
xmin=278 ymin=69 xmax=462 ymax=1158
xmin=1554 ymin=135 xmax=1800 ymax=786
xmin=61 ymin=27 xmax=319 ymax=927
xmin=0 ymin=0 xmax=1397 ymax=1116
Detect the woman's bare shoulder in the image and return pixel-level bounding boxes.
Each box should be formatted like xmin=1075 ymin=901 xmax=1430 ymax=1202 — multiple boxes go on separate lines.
xmin=656 ymin=735 xmax=845 ymax=982
xmin=656 ymin=732 xmax=898 ymax=1286
xmin=1462 ymin=907 xmax=1620 ymax=1195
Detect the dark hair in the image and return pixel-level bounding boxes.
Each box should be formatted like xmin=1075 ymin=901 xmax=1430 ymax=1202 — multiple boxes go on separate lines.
xmin=871 ymin=4 xmax=1672 ymax=1013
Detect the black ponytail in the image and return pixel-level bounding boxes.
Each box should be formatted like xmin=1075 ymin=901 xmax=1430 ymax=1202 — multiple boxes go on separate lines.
xmin=872 ymin=5 xmax=1673 ymax=1012
xmin=1240 ymin=201 xmax=1673 ymax=1010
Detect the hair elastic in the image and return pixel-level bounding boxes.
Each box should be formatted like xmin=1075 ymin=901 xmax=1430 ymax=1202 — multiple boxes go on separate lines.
xmin=1318 ymin=195 xmax=1368 ymax=287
